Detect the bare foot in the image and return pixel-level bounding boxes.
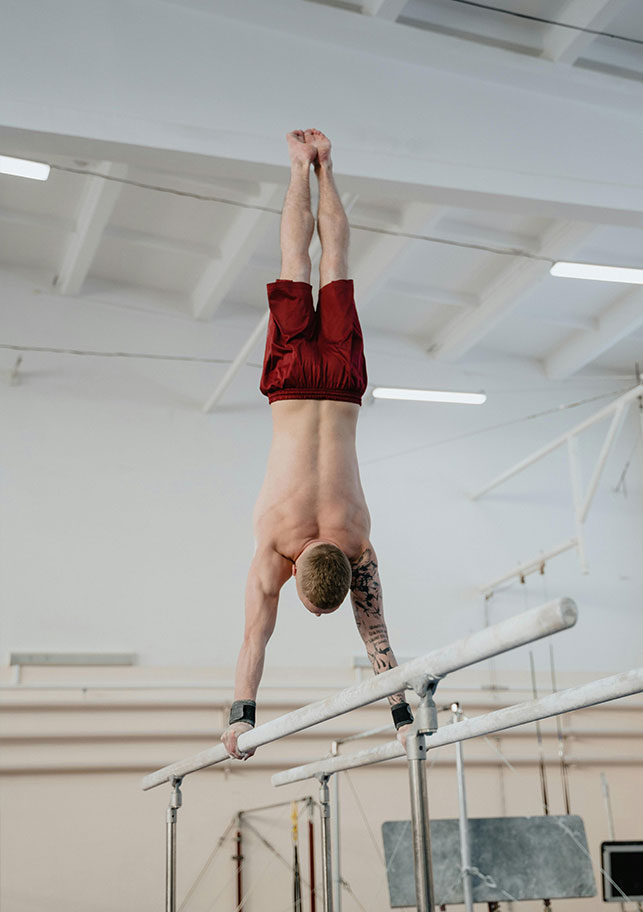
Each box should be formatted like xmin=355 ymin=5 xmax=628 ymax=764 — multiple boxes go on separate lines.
xmin=286 ymin=130 xmax=318 ymax=167
xmin=305 ymin=128 xmax=332 ymax=169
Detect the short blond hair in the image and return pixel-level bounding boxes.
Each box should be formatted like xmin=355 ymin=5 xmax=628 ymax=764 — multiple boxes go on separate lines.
xmin=299 ymin=544 xmax=352 ymax=611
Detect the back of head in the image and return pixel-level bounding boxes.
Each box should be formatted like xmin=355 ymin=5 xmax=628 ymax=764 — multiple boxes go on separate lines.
xmin=299 ymin=543 xmax=352 ymax=612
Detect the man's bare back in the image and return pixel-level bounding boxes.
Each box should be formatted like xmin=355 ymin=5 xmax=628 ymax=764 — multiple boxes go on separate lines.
xmin=253 ymin=399 xmax=371 ymax=566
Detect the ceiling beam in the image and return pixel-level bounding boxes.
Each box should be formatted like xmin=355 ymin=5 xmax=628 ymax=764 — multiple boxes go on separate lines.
xmin=427 ymin=221 xmax=597 ymax=361
xmin=103 ymin=225 xmax=216 ymax=259
xmin=388 ymin=279 xmax=476 ymax=311
xmin=542 ymin=0 xmax=631 ymax=65
xmin=55 ymin=161 xmax=126 ymax=296
xmin=3 ymin=0 xmax=643 ymax=233
xmin=544 ymin=286 xmax=643 ymax=379
xmin=353 ymin=203 xmax=448 ymax=305
xmin=192 ymin=183 xmax=283 ymax=321
xmin=361 ymin=0 xmax=408 ymax=20
xmin=437 ymin=218 xmax=540 ymax=256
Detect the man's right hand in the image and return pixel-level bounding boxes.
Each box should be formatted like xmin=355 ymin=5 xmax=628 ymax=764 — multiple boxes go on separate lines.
xmin=221 ymin=722 xmax=255 ymax=760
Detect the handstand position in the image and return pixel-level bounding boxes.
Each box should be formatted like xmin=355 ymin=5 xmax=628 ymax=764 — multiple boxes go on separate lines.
xmin=221 ymin=129 xmax=413 ymax=759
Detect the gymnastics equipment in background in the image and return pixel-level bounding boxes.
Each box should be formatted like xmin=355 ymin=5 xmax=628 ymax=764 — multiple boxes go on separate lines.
xmin=473 ymin=382 xmax=643 ymax=594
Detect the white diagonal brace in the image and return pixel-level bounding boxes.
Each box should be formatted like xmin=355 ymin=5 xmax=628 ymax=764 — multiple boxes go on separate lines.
xmin=579 ymin=402 xmax=628 ymax=521
xmin=545 ymin=286 xmax=643 ymax=380
xmin=543 ymin=0 xmax=631 ymax=65
xmin=192 ymin=183 xmax=284 ymax=321
xmin=361 ymin=0 xmax=408 ymax=21
xmin=428 ymin=221 xmax=596 ymax=361
xmin=56 ymin=161 xmax=126 ymax=296
xmin=353 ymin=203 xmax=448 ymax=305
xmin=202 ymin=192 xmax=359 ymax=410
xmin=202 ymin=311 xmax=269 ymax=414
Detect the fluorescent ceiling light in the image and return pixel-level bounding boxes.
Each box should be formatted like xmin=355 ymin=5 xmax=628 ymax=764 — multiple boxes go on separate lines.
xmin=372 ymin=387 xmax=486 ymax=404
xmin=0 ymin=154 xmax=50 ymax=181
xmin=550 ymin=262 xmax=643 ymax=284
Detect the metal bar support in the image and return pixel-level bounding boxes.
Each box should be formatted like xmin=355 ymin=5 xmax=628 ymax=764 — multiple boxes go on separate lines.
xmin=330 ymin=742 xmax=342 ymax=912
xmin=166 ymin=776 xmax=183 ymax=912
xmin=317 ymin=775 xmax=334 ymax=912
xmin=406 ymin=677 xmax=440 ymax=912
xmin=308 ymin=799 xmax=317 ymax=912
xmin=452 ymin=703 xmax=474 ymax=912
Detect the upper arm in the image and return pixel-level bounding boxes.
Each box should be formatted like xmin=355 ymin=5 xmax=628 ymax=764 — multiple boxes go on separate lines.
xmin=350 ymin=544 xmax=400 ymax=676
xmin=350 ymin=544 xmax=384 ymax=625
xmin=244 ymin=547 xmax=292 ymax=643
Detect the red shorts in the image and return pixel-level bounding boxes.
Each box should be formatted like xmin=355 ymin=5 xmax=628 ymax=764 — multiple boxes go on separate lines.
xmin=259 ymin=279 xmax=368 ymax=406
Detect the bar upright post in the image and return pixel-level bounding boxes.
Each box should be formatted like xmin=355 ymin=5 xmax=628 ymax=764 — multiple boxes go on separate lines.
xmin=330 ymin=742 xmax=342 ymax=912
xmin=166 ymin=776 xmax=183 ymax=912
xmin=308 ymin=798 xmax=317 ymax=912
xmin=452 ymin=703 xmax=474 ymax=912
xmin=318 ymin=774 xmax=334 ymax=912
xmin=406 ymin=679 xmax=439 ymax=912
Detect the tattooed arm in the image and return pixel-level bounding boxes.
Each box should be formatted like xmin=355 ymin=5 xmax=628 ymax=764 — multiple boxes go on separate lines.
xmin=350 ymin=544 xmax=407 ymax=708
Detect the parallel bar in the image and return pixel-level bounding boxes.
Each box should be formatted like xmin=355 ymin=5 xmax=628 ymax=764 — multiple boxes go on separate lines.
xmin=272 ymin=668 xmax=643 ymax=785
xmin=142 ymin=599 xmax=577 ymax=790
xmin=472 ymin=384 xmax=643 ymax=500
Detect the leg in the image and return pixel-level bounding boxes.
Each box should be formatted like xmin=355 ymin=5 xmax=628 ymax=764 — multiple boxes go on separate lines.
xmin=279 ymin=161 xmax=315 ymax=283
xmin=311 ymin=136 xmax=349 ymax=287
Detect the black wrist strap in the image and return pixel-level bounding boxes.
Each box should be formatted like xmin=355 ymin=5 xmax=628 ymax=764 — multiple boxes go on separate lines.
xmin=229 ymin=700 xmax=256 ymax=727
xmin=392 ymin=702 xmax=414 ymax=730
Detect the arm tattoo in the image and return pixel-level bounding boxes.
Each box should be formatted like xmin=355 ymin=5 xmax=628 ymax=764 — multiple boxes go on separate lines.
xmin=350 ymin=548 xmax=382 ymax=619
xmin=351 ymin=547 xmax=406 ymax=706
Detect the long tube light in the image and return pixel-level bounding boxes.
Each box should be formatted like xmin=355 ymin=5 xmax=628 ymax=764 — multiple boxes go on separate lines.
xmin=550 ymin=262 xmax=643 ymax=284
xmin=372 ymin=387 xmax=486 ymax=404
xmin=0 ymin=155 xmax=50 ymax=181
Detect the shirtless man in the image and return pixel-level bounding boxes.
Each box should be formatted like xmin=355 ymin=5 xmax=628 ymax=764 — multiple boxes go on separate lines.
xmin=221 ymin=129 xmax=413 ymax=760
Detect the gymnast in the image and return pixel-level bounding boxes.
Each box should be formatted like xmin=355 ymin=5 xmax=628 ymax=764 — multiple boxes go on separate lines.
xmin=221 ymin=130 xmax=413 ymax=759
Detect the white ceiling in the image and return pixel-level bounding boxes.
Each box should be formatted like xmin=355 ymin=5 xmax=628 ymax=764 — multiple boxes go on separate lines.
xmin=1 ymin=0 xmax=642 ymax=394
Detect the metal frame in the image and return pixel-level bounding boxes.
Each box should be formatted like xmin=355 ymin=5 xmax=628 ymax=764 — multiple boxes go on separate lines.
xmin=143 ymin=598 xmax=577 ymax=912
xmin=475 ymin=383 xmax=643 ymax=593
xmin=273 ymin=667 xmax=642 ymax=912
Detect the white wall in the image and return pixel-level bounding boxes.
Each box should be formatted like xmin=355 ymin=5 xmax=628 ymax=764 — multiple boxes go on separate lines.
xmin=2 ymin=268 xmax=641 ymax=674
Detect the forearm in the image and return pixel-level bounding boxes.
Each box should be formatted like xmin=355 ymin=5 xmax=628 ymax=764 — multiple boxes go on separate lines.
xmin=233 ymin=637 xmax=267 ymax=702
xmin=362 ymin=622 xmax=407 ymax=706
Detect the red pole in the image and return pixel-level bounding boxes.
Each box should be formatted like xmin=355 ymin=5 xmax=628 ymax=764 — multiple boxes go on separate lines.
xmin=233 ymin=816 xmax=243 ymax=910
xmin=308 ymin=816 xmax=316 ymax=912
